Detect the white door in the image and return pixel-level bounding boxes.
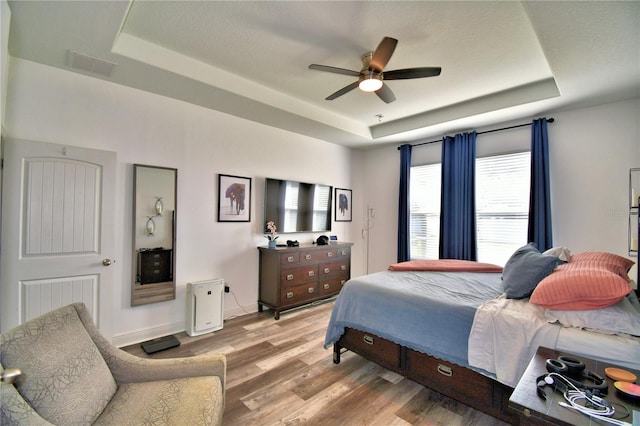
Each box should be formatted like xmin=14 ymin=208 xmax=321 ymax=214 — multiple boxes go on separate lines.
xmin=1 ymin=138 xmax=116 ymax=339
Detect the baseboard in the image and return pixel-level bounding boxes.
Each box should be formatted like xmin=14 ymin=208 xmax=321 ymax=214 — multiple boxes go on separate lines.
xmin=224 ymin=303 xmax=257 ymax=320
xmin=113 ymin=320 xmax=185 ymax=348
xmin=112 ymin=304 xmax=258 ymax=348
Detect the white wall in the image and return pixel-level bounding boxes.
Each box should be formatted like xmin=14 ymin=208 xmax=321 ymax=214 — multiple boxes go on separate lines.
xmin=4 ymin=58 xmax=365 ymax=345
xmin=5 ymin=57 xmax=639 ymax=345
xmin=362 ymin=99 xmax=640 ymax=282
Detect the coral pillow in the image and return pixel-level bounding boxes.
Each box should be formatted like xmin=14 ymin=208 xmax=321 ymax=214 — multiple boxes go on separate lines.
xmin=570 ymin=252 xmax=635 ymax=273
xmin=530 ymin=268 xmax=632 ymax=310
xmin=558 ymin=260 xmax=631 ymax=281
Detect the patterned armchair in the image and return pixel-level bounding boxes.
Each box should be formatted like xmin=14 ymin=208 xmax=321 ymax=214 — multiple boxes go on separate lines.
xmin=1 ymin=303 xmax=226 ymax=425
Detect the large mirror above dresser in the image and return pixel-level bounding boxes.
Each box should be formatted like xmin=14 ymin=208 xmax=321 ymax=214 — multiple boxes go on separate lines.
xmin=132 ymin=164 xmax=177 ymax=306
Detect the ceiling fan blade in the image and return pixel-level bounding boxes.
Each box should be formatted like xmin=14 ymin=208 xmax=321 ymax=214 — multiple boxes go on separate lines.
xmin=384 ymin=67 xmax=442 ymax=80
xmin=326 ymin=81 xmax=360 ymax=100
xmin=369 ymin=37 xmax=398 ymax=72
xmin=309 ymin=64 xmax=360 ymax=77
xmin=375 ymin=83 xmax=396 ymax=103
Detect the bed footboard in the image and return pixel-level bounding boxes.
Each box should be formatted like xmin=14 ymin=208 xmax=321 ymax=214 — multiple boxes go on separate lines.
xmin=335 ymin=327 xmax=519 ymax=425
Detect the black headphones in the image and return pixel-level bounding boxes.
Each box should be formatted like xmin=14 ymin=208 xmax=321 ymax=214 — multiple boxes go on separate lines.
xmin=536 ymin=356 xmax=608 ymax=400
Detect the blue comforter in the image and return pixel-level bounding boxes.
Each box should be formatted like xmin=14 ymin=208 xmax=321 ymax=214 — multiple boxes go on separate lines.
xmin=324 ymin=270 xmax=504 ymax=367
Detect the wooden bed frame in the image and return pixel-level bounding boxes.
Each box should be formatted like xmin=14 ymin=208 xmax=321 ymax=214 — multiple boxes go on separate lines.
xmin=333 ymin=327 xmax=520 ymax=425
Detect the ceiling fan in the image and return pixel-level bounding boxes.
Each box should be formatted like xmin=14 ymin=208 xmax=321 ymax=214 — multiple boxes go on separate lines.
xmin=309 ymin=36 xmax=442 ymax=104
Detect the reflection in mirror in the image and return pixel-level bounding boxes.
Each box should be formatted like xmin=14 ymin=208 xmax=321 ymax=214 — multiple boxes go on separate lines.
xmin=264 ymin=178 xmax=332 ymax=233
xmin=132 ymin=164 xmax=177 ymax=306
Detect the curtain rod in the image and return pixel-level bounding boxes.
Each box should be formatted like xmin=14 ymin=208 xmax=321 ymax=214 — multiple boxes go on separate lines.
xmin=397 ymin=117 xmax=555 ymax=150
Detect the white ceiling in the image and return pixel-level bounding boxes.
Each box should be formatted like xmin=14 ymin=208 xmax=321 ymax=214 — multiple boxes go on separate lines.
xmin=6 ymin=1 xmax=640 ymax=149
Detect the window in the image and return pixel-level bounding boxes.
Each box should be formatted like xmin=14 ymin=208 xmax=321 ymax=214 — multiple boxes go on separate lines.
xmin=410 ymin=163 xmax=441 ymax=260
xmin=410 ymin=151 xmax=530 ymax=264
xmin=475 ymin=152 xmax=530 ymax=264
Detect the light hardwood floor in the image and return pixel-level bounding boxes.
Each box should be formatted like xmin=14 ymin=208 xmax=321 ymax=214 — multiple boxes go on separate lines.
xmin=122 ymin=301 xmax=508 ymax=425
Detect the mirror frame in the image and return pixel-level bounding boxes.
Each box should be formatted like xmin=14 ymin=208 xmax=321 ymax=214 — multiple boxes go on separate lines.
xmin=131 ymin=164 xmax=177 ymax=306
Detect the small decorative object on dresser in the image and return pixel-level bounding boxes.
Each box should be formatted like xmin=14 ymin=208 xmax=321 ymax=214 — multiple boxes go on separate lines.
xmin=265 ymin=220 xmax=279 ymax=249
xmin=257 ymin=242 xmax=353 ymax=319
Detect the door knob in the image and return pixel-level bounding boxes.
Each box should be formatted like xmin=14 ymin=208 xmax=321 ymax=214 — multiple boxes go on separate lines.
xmin=102 ymin=258 xmax=115 ymax=266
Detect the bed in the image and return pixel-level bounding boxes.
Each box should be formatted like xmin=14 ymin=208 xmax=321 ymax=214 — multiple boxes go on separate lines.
xmin=324 ymin=252 xmax=640 ymax=424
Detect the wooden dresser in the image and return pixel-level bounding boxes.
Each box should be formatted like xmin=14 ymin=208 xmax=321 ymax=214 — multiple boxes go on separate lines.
xmin=258 ymin=242 xmax=353 ymax=319
xmin=137 ymin=249 xmax=173 ymax=284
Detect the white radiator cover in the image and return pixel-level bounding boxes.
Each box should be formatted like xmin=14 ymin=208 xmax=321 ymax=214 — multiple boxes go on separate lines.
xmin=186 ymin=279 xmax=224 ymax=336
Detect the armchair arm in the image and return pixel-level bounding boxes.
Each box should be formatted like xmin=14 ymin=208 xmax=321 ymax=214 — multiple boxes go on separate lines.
xmin=72 ymin=303 xmax=226 ymax=389
xmin=105 ymin=351 xmax=226 ymax=388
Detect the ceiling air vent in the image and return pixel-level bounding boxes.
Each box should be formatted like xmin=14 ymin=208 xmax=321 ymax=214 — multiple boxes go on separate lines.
xmin=70 ymin=51 xmax=118 ymax=77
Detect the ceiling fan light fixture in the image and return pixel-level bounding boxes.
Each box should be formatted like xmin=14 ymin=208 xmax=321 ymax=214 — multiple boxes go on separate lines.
xmin=359 ymin=73 xmax=383 ymax=92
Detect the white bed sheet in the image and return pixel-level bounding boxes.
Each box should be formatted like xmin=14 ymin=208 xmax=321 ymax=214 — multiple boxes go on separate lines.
xmin=555 ymin=326 xmax=640 ymax=373
xmin=468 ymin=297 xmax=640 ymax=388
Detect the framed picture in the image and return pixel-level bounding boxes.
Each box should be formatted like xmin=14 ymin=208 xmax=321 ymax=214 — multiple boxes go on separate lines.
xmin=218 ymin=174 xmax=251 ymax=222
xmin=334 ymin=188 xmax=352 ymax=222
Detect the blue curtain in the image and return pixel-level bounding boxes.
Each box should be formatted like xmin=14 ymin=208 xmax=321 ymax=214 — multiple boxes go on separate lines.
xmin=528 ymin=118 xmax=553 ymax=250
xmin=397 ymin=144 xmax=412 ymax=262
xmin=439 ymin=132 xmax=477 ymax=260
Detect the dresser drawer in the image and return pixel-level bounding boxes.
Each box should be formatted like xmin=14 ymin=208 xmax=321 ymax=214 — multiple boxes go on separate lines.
xmin=340 ymin=328 xmax=401 ymax=373
xmin=335 ymin=247 xmax=351 ymax=258
xmin=300 ymin=248 xmax=336 ymax=263
xmin=280 ymin=265 xmax=317 ymax=287
xmin=405 ymin=348 xmax=496 ymax=407
xmin=280 ymin=252 xmax=300 ymax=265
xmin=280 ymin=283 xmax=318 ymax=306
xmin=318 ymin=276 xmax=348 ymax=295
xmin=139 ymin=251 xmax=170 ymax=266
xmin=319 ymin=260 xmax=349 ymax=277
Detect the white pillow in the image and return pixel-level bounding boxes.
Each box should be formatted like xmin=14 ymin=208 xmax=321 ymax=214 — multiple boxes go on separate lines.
xmin=543 ymin=246 xmax=571 ymax=263
xmin=544 ymin=294 xmax=640 ymax=336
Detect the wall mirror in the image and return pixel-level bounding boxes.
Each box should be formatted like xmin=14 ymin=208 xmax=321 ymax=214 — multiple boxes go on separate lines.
xmin=132 ymin=164 xmax=177 ymax=306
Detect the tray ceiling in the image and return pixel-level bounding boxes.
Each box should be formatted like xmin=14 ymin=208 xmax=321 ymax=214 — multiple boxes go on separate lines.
xmin=6 ymin=1 xmax=640 ymax=148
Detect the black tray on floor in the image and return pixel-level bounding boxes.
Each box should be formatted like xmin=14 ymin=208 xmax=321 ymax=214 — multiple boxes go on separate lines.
xmin=141 ymin=335 xmax=180 ymax=354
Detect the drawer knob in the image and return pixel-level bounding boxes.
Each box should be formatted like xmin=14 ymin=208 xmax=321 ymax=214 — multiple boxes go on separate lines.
xmin=327 ymin=252 xmax=334 ymax=257
xmin=323 ymin=283 xmax=330 ymax=290
xmin=324 ymin=267 xmax=330 ymax=274
xmin=308 ymin=271 xmax=315 ymax=277
xmin=363 ymin=335 xmax=374 ymax=345
xmin=341 ymin=250 xmax=347 ymax=255
xmin=308 ymin=287 xmax=315 ymax=293
xmin=286 ymin=291 xmax=293 ymax=299
xmin=437 ymin=364 xmax=453 ymax=377
xmin=340 ymin=280 xmax=346 ymax=285
xmin=287 ymin=256 xmax=295 ymax=263
xmin=341 ymin=265 xmax=347 ymax=271
xmin=305 ymin=254 xmax=312 ymax=260
xmin=286 ymin=274 xmax=294 ymax=281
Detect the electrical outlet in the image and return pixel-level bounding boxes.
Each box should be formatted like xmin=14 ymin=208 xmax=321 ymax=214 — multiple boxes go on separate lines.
xmin=224 ymin=285 xmax=230 ymax=293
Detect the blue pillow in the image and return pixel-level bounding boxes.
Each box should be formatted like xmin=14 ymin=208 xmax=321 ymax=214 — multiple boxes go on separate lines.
xmin=503 ymin=243 xmax=560 ymax=299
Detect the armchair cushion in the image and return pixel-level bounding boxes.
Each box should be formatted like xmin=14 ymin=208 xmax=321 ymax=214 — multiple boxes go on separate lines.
xmin=94 ymin=376 xmax=223 ymax=425
xmin=0 ymin=304 xmax=116 ymax=424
